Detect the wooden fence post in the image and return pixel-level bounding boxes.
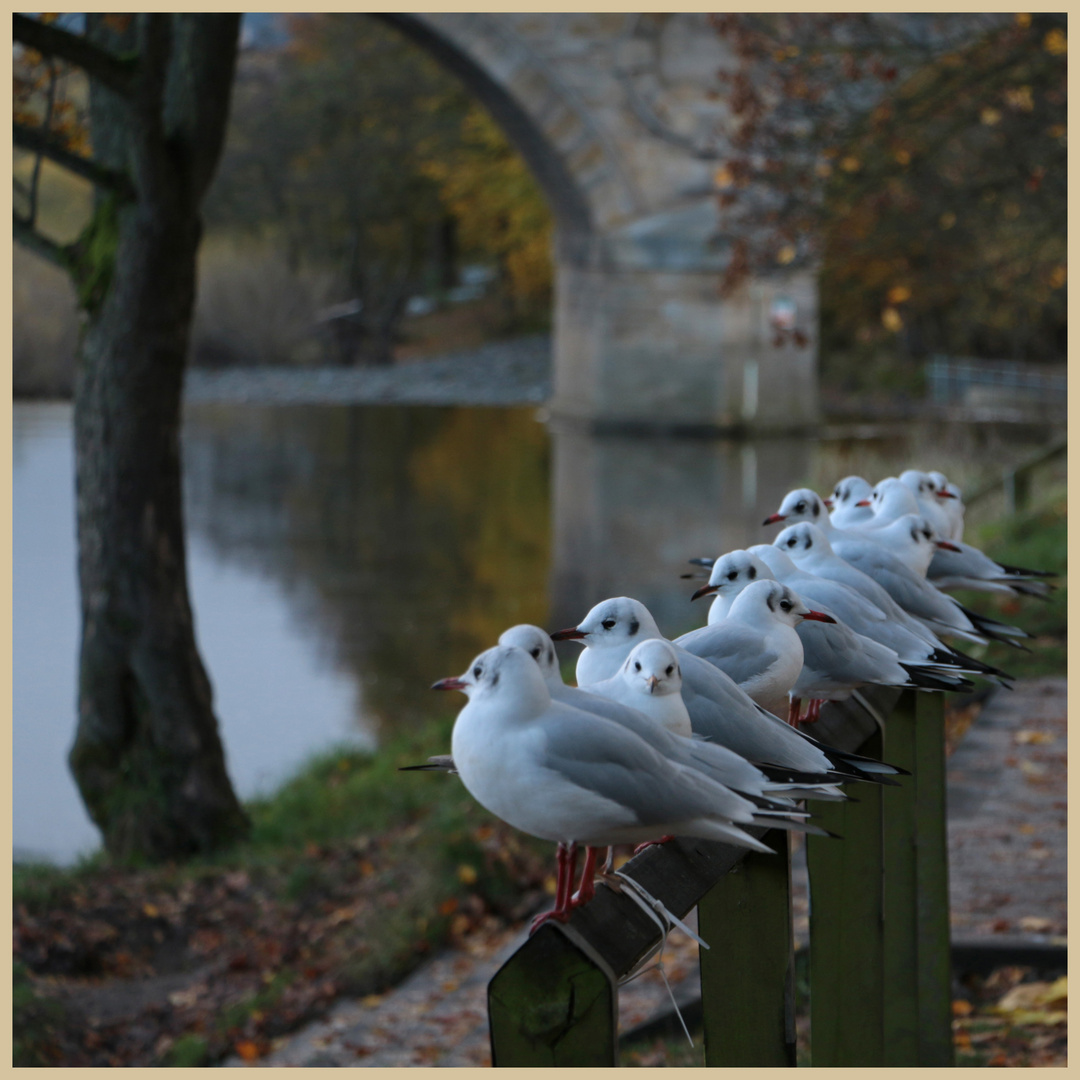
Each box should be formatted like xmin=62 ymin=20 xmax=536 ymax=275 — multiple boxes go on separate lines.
xmin=488 ymin=922 xmax=618 ymax=1066
xmin=808 ymin=691 xmax=954 ymax=1066
xmin=806 ymin=726 xmax=886 ymax=1066
xmin=698 ymin=830 xmax=797 ymax=1066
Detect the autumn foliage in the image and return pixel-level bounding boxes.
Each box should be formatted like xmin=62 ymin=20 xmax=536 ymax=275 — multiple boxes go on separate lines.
xmin=711 ymin=13 xmax=1066 ymax=362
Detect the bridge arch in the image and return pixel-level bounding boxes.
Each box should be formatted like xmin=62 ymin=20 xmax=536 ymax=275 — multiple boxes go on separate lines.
xmin=377 ymin=13 xmax=820 ymax=431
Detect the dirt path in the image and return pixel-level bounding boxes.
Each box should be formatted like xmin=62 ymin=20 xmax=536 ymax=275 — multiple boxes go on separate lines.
xmin=231 ymin=677 xmax=1066 ymax=1067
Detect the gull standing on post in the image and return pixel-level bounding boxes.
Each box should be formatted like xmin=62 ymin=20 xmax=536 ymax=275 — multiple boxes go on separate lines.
xmin=674 ymin=578 xmax=835 ymax=720
xmin=434 ymin=644 xmax=779 ymax=930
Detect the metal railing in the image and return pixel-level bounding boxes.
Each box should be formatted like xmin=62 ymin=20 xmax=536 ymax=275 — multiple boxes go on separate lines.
xmin=486 ymin=688 xmax=953 ymax=1067
xmin=925 ymin=355 xmax=1067 ymax=409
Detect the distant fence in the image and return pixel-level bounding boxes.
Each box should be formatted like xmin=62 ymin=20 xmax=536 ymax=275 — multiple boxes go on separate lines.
xmin=965 ymin=437 xmax=1068 ymax=516
xmin=925 ymin=356 xmax=1067 ymax=410
xmin=487 ymin=688 xmax=954 ymax=1067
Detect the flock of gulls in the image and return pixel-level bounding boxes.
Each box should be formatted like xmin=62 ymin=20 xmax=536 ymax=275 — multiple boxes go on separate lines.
xmin=407 ymin=469 xmax=1054 ymax=932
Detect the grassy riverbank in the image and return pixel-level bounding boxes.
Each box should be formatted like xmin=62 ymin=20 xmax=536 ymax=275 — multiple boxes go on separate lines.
xmin=13 ymin=713 xmax=549 ymax=1066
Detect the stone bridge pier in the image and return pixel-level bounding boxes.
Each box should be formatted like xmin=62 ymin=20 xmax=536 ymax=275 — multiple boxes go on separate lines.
xmin=382 ymin=12 xmax=819 ymax=432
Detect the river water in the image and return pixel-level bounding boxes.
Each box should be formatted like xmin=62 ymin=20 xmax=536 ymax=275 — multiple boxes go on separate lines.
xmin=13 ymin=397 xmax=1056 ymax=863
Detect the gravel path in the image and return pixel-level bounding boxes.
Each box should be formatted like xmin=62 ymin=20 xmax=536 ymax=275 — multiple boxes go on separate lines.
xmin=229 ymin=677 xmax=1066 ymax=1068
xmin=184 ymin=335 xmax=552 ymax=407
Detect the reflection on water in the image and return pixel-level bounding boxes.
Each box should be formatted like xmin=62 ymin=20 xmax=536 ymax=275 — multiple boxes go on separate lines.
xmin=14 ymin=397 xmax=1058 ymax=864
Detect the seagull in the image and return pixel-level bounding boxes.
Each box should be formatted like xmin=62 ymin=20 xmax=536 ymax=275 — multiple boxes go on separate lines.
xmin=855 ymin=512 xmax=950 ymax=578
xmin=828 ymin=475 xmax=876 ymax=529
xmin=688 ymin=551 xmax=970 ymax=724
xmin=581 ymin=638 xmax=694 ymax=738
xmin=927 ymin=470 xmax=965 ymax=541
xmin=434 ymin=644 xmax=780 ymax=930
xmin=767 ymin=494 xmax=1029 ymax=647
xmin=747 ymin=544 xmax=1001 ymax=678
xmin=898 ymin=470 xmax=957 ymax=540
xmin=552 ymin=597 xmax=905 ymax=785
xmin=577 ymin=637 xmax=839 ymax=822
xmin=675 ymin=578 xmax=835 ymax=720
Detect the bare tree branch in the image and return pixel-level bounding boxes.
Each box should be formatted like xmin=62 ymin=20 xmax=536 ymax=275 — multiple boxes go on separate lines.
xmin=13 ymin=13 xmax=136 ymax=96
xmin=13 ymin=121 xmax=133 ymax=197
xmin=13 ymin=213 xmax=70 ymax=268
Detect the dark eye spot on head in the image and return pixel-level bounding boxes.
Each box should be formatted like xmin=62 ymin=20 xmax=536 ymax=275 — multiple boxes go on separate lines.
xmin=748 ymin=565 xmax=757 ymax=579
xmin=628 ymin=618 xmax=640 ymax=636
xmin=546 ymin=646 xmax=555 ymax=665
xmin=796 ymin=501 xmax=806 ymax=512
xmin=812 ymin=500 xmax=820 ymax=517
xmin=473 ymin=666 xmax=482 ymax=678
xmin=490 ymin=672 xmax=499 ymax=688
xmin=601 ymin=618 xmax=616 ymax=631
xmin=633 ymin=661 xmax=641 ymax=671
xmin=665 ymin=665 xmax=674 ymax=676
xmin=727 ymin=570 xmax=738 ymax=581
xmin=780 ymin=599 xmax=792 ymax=612
xmin=766 ymin=593 xmax=776 ymax=611
xmin=803 ymin=536 xmax=812 ymax=550
xmin=787 ymin=537 xmax=797 ymax=547
xmin=530 ymin=646 xmax=541 ymax=659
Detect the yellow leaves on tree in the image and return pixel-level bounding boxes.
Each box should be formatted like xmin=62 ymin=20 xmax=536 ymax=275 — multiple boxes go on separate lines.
xmin=424 ymin=106 xmax=552 ymax=315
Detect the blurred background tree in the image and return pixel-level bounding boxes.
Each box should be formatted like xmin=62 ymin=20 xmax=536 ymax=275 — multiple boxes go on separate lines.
xmin=204 ymin=14 xmax=553 ymax=366
xmin=711 ymin=13 xmax=1066 ymax=394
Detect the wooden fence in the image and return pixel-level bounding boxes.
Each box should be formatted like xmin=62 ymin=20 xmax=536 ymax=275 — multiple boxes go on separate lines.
xmin=486 ymin=687 xmax=955 ymax=1067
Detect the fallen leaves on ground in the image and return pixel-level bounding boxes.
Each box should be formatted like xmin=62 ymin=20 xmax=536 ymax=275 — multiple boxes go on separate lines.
xmin=13 ymin=819 xmax=548 ymax=1066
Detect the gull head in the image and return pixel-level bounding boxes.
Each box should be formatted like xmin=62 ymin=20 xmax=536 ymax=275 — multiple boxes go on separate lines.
xmin=927 ymin=470 xmax=960 ymax=500
xmin=898 ymin=469 xmax=936 ymax=499
xmin=619 ymin=639 xmax=683 ymax=698
xmin=747 ymin=543 xmax=799 ymax=578
xmin=432 ymin=645 xmax=550 ymax=713
xmin=728 ymin=578 xmax=834 ymax=628
xmin=764 ymin=488 xmax=828 ymax=527
xmin=774 ymin=521 xmax=834 ymax=560
xmin=871 ymin=477 xmax=921 ymax=519
xmin=831 ymin=475 xmax=873 ymax=510
xmin=551 ymin=596 xmax=660 ymax=652
xmin=692 ymin=549 xmax=775 ymax=602
xmin=498 ymin=624 xmax=563 ymax=688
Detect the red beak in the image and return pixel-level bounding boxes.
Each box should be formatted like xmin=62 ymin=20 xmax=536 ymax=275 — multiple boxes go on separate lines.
xmin=762 ymin=512 xmax=786 ymax=525
xmin=854 ymin=498 xmax=872 ymax=507
xmin=691 ymin=583 xmax=719 ymax=602
xmin=801 ymin=610 xmax=836 ymax=623
xmin=936 ymin=490 xmax=957 ymax=498
xmin=823 ymin=498 xmax=834 ymax=509
xmin=431 ymin=676 xmax=467 ymax=691
xmin=550 ymin=627 xmax=587 ymax=641
xmin=935 ymin=540 xmax=961 ymax=551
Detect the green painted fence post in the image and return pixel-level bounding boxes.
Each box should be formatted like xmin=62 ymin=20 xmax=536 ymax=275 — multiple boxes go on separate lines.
xmin=806 ymin=726 xmax=886 ymax=1066
xmin=488 ymin=922 xmax=618 ymax=1066
xmin=699 ymin=830 xmax=796 ymax=1066
xmin=913 ymin=691 xmax=955 ymax=1065
xmin=808 ymin=693 xmax=954 ymax=1067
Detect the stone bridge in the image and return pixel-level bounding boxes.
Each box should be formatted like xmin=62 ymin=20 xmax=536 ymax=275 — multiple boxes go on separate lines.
xmin=380 ymin=12 xmax=819 ymax=431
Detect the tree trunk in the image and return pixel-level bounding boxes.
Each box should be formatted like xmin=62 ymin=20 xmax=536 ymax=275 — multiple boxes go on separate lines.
xmin=67 ymin=15 xmax=249 ymax=860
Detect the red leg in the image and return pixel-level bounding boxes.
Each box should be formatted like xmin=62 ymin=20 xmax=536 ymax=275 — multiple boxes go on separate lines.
xmin=787 ymin=697 xmax=802 ymax=726
xmin=632 ymin=834 xmax=675 ymax=856
xmin=799 ymin=698 xmax=823 ymax=725
xmin=570 ymin=845 xmax=602 ymax=907
xmin=530 ymin=841 xmax=576 ymax=934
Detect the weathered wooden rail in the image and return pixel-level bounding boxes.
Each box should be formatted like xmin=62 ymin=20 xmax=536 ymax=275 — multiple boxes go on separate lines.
xmin=487 ymin=687 xmax=955 ymax=1066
